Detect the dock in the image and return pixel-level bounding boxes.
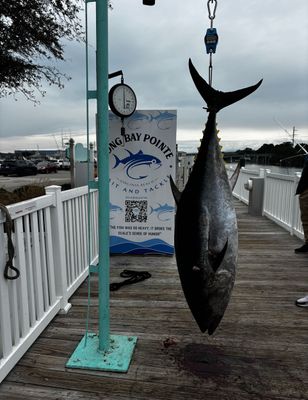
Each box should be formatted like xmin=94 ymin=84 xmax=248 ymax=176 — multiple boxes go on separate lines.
xmin=1 ymin=200 xmax=308 ymax=399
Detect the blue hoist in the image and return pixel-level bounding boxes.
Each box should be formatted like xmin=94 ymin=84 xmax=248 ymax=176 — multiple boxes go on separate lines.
xmin=205 ymin=0 xmax=219 ymax=86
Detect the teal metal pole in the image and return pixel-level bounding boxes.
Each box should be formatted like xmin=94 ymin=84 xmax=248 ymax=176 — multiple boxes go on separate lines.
xmin=67 ymin=0 xmax=142 ymax=372
xmin=96 ymin=0 xmax=110 ymax=352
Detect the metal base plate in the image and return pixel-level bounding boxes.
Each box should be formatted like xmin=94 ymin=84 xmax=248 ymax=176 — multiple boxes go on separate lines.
xmin=66 ymin=333 xmax=137 ymax=372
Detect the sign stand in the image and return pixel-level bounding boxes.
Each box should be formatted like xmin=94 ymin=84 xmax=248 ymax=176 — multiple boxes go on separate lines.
xmin=66 ymin=0 xmax=137 ymax=373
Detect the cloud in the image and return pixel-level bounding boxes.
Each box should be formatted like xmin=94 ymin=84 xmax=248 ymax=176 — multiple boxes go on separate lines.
xmin=0 ymin=0 xmax=307 ymax=152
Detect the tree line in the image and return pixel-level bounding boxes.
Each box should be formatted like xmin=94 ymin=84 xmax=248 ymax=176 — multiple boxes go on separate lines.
xmin=235 ymin=142 xmax=307 ymax=168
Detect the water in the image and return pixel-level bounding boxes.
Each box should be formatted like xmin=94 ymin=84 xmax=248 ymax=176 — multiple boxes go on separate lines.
xmin=177 ymin=139 xmax=284 ymax=154
xmin=177 ymin=140 xmax=303 ymax=176
xmin=229 ymin=163 xmax=302 ymax=176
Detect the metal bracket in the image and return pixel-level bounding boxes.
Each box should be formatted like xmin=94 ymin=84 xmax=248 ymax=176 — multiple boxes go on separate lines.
xmin=88 ymin=180 xmax=98 ymax=190
xmin=89 ymin=264 xmax=99 ymax=274
xmin=66 ymin=333 xmax=137 ymax=372
xmin=87 ymin=90 xmax=97 ymax=100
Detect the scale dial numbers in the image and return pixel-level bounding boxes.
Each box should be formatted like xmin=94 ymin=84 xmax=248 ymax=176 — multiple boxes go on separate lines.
xmin=109 ymin=83 xmax=137 ymax=118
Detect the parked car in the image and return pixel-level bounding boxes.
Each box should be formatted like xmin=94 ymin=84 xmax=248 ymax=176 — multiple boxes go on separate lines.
xmin=36 ymin=161 xmax=58 ymax=174
xmin=56 ymin=159 xmax=70 ymax=170
xmin=0 ymin=160 xmax=37 ymax=176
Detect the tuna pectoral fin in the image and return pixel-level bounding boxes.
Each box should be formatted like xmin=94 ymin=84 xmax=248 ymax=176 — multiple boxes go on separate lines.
xmin=209 ymin=240 xmax=228 ymax=272
xmin=189 ymin=58 xmax=262 ymax=112
xmin=169 ymin=176 xmax=181 ymax=205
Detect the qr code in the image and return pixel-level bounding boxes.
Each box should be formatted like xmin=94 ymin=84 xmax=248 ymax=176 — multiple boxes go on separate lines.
xmin=125 ymin=200 xmax=148 ymax=223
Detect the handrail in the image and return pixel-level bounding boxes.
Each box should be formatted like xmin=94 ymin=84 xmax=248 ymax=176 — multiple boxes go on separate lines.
xmin=0 ymin=184 xmax=99 ymax=383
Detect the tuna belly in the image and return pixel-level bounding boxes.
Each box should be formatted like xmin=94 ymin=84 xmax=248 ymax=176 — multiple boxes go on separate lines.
xmin=174 ymin=201 xmax=236 ymax=334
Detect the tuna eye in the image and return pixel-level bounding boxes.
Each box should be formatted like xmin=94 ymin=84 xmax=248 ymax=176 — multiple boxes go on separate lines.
xmin=151 ymin=159 xmax=157 ymax=164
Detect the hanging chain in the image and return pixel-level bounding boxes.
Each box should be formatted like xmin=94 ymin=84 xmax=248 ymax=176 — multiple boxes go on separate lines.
xmin=209 ymin=53 xmax=213 ymax=87
xmin=207 ymin=0 xmax=217 ymax=28
xmin=205 ymin=0 xmax=218 ymax=87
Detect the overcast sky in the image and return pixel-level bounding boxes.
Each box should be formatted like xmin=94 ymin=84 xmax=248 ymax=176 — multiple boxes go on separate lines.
xmin=0 ymin=0 xmax=308 ymax=152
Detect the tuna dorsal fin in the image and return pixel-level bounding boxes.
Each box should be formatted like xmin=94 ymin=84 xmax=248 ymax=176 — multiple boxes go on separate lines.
xmin=188 ymin=58 xmax=262 ymax=112
xmin=169 ymin=176 xmax=181 ymax=205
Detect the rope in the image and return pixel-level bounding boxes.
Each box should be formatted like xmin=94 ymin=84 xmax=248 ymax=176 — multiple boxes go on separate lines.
xmin=0 ymin=203 xmax=20 ymax=280
xmin=110 ymin=270 xmax=151 ymax=291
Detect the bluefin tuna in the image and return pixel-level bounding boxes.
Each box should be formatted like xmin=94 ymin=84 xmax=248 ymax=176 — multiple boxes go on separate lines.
xmin=170 ymin=59 xmax=262 ymax=334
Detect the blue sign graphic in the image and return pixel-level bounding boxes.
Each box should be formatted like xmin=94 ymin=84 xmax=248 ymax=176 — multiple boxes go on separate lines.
xmin=110 ymin=202 xmax=123 ymax=219
xmin=150 ymin=111 xmax=176 ymax=130
xmin=150 ymin=203 xmax=175 ymax=221
xmin=113 ymin=149 xmax=162 ymax=180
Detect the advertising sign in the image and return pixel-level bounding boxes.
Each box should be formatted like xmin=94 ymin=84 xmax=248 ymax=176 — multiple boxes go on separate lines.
xmin=109 ymin=110 xmax=177 ymax=255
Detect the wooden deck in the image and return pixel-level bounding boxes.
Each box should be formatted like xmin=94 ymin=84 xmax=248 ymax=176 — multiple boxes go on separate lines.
xmin=1 ymin=200 xmax=308 ymax=399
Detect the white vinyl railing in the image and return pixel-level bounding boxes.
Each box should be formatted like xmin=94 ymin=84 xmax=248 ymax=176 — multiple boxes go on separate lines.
xmin=0 ymin=185 xmax=98 ymax=383
xmin=263 ymin=171 xmax=302 ymax=238
xmin=228 ymin=166 xmax=304 ymax=240
xmin=231 ymin=167 xmax=261 ymax=204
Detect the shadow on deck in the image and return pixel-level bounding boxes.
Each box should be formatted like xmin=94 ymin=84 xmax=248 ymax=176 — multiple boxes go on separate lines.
xmin=1 ymin=200 xmax=308 ymax=399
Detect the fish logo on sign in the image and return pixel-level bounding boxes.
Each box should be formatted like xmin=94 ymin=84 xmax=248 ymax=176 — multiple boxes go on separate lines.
xmin=113 ymin=149 xmax=162 ymax=180
xmin=127 ymin=111 xmax=150 ymax=129
xmin=150 ymin=111 xmax=176 ymax=130
xmin=110 ymin=202 xmax=122 ymax=219
xmin=150 ymin=203 xmax=175 ymax=221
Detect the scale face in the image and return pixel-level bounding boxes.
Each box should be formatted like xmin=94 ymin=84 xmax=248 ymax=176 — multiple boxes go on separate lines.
xmin=109 ymin=83 xmax=137 ymax=118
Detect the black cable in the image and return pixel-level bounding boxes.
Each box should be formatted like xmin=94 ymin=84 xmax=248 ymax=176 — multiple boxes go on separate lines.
xmin=0 ymin=204 xmax=20 ymax=280
xmin=110 ymin=269 xmax=151 ymax=291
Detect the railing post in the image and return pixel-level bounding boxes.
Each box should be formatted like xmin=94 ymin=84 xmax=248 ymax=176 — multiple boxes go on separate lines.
xmin=262 ymin=169 xmax=271 ymax=216
xmin=290 ymin=172 xmax=301 ymax=236
xmin=45 ymin=185 xmax=72 ymax=313
xmin=0 ymin=214 xmax=13 ymax=368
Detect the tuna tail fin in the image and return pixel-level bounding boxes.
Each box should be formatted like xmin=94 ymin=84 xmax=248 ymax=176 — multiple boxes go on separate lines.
xmin=189 ymin=58 xmax=262 ymax=112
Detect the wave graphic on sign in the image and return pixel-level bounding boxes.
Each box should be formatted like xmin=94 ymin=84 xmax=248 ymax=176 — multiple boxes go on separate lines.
xmin=110 ymin=236 xmax=174 ymax=255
